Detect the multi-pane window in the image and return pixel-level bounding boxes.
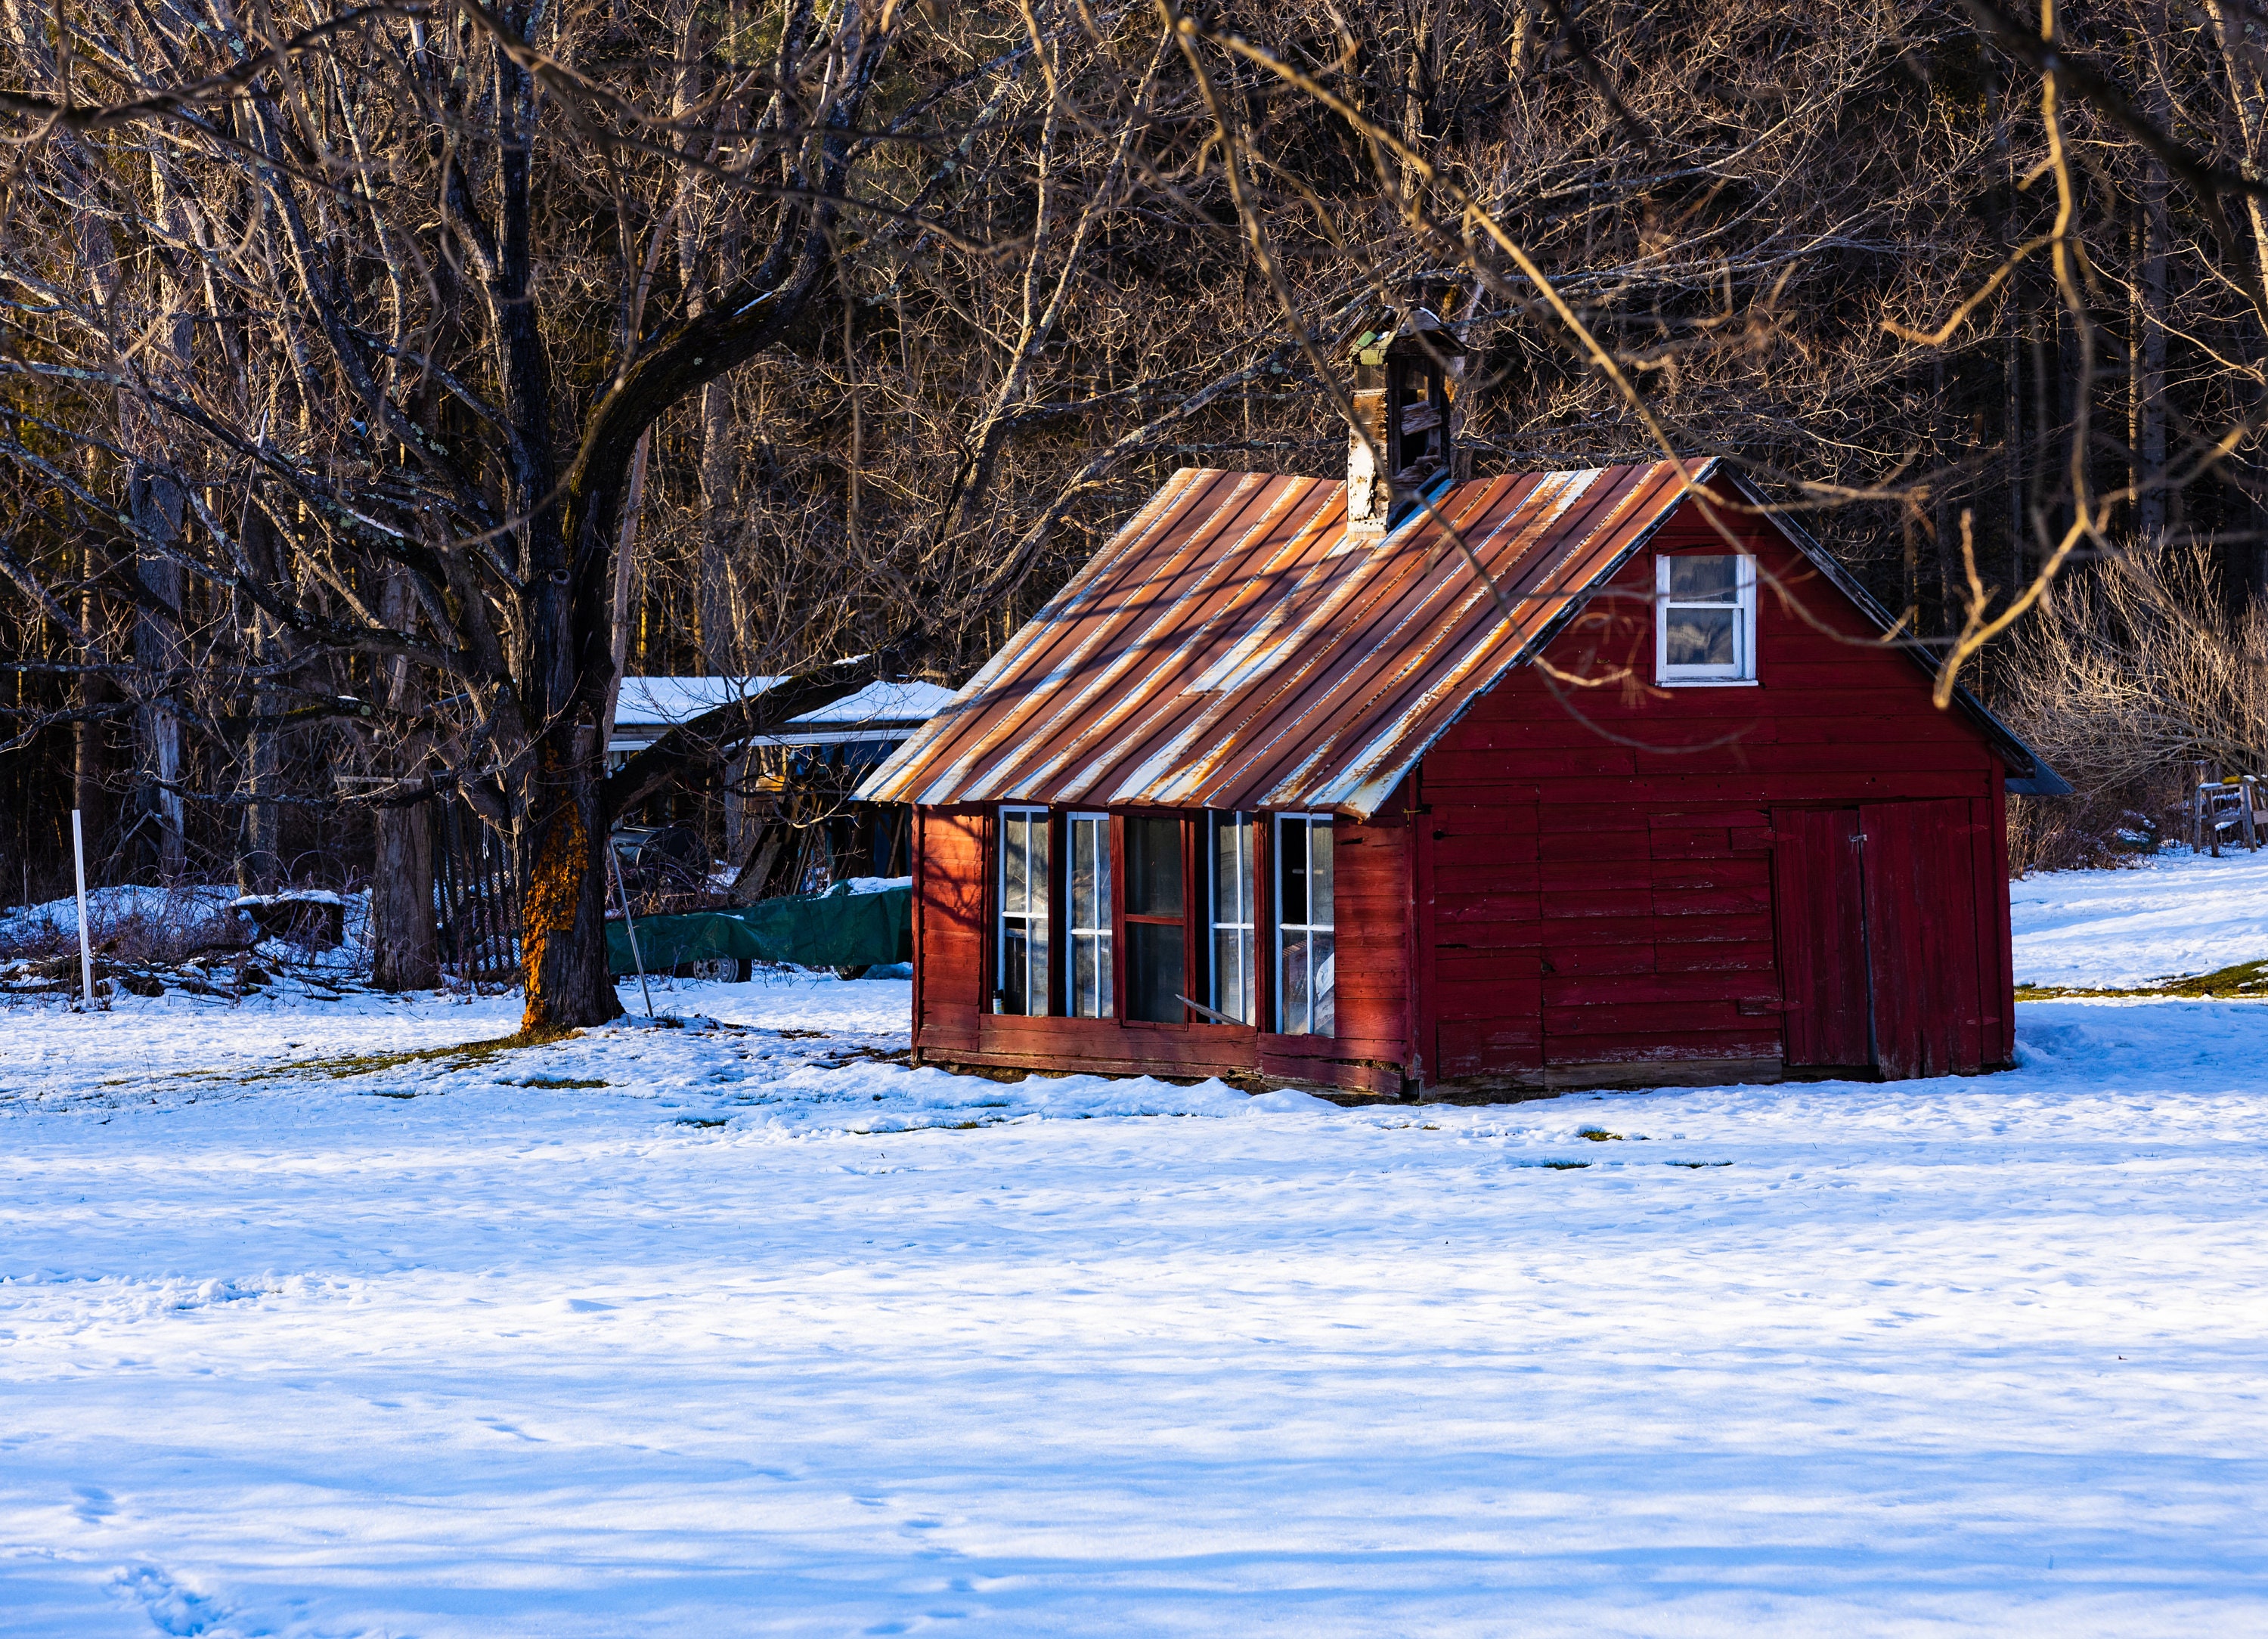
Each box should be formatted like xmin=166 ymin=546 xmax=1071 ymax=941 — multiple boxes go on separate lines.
xmin=1656 ymin=553 xmax=1757 ymax=682
xmin=1124 ymin=816 xmax=1185 ymax=1022
xmin=996 ymin=807 xmax=1049 ymax=1015
xmin=1209 ymin=813 xmax=1256 ymax=1024
xmin=1275 ymin=814 xmax=1334 ymax=1036
xmin=1067 ymin=813 xmax=1114 ymax=1018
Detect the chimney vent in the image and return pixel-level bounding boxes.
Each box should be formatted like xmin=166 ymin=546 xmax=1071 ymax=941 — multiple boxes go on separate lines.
xmin=1345 ymin=307 xmax=1467 ymax=538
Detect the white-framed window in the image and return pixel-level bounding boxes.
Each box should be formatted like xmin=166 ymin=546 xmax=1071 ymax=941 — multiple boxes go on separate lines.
xmin=1656 ymin=553 xmax=1757 ymax=683
xmin=1209 ymin=812 xmax=1256 ymax=1024
xmin=1067 ymin=812 xmax=1114 ymax=1019
xmin=996 ymin=806 xmax=1049 ymax=1015
xmin=1124 ymin=813 xmax=1187 ymax=1023
xmin=1275 ymin=813 xmax=1334 ymax=1036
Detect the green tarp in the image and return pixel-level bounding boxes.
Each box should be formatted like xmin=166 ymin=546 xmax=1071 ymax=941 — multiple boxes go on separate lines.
xmin=606 ymin=883 xmax=912 ymax=974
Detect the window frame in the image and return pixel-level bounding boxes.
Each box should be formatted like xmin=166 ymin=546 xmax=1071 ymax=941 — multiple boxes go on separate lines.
xmin=993 ymin=804 xmax=1052 ymax=1015
xmin=1121 ymin=812 xmax=1191 ymax=1024
xmin=1207 ymin=811 xmax=1259 ymax=1027
xmin=1065 ymin=810 xmax=1114 ymax=1020
xmin=1273 ymin=812 xmax=1337 ymax=1038
xmin=1654 ymin=551 xmax=1759 ymax=686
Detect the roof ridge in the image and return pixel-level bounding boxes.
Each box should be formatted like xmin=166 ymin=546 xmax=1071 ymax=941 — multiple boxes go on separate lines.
xmin=855 ymin=458 xmax=1783 ymax=816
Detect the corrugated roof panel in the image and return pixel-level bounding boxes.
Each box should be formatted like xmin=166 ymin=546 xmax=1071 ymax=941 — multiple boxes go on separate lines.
xmin=1024 ymin=477 xmax=1341 ymax=803
xmin=857 ymin=459 xmax=1715 ymax=817
xmin=950 ymin=472 xmax=1306 ymax=804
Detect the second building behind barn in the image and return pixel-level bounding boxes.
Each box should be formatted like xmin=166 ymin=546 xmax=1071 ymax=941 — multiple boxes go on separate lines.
xmin=857 ymin=345 xmax=2064 ymax=1098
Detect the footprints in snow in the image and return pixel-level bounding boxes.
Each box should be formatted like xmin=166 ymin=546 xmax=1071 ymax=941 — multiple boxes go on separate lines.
xmin=112 ymin=1565 xmax=247 ymax=1637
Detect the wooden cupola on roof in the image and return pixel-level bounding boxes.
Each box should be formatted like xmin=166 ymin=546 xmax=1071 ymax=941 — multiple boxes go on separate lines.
xmin=1345 ymin=305 xmax=1467 ymax=537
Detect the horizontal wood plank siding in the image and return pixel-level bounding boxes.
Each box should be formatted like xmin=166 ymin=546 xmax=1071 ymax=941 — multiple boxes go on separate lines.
xmin=1418 ymin=497 xmax=2010 ymax=1089
xmin=915 ymin=808 xmax=986 ymax=1055
xmin=1330 ymin=813 xmax=1413 ymax=1068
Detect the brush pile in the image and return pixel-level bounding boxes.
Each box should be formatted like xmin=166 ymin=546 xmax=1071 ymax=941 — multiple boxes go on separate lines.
xmin=0 ymin=886 xmax=363 ymax=1003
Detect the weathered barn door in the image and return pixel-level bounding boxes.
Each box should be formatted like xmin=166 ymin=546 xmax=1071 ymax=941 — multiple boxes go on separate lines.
xmin=1860 ymin=799 xmax=1987 ymax=1078
xmin=1770 ymin=808 xmax=1871 ymax=1069
xmin=1771 ymin=801 xmax=1989 ymax=1079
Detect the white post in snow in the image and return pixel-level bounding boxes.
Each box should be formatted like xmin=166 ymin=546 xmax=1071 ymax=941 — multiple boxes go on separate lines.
xmin=606 ymin=838 xmax=654 ymax=1019
xmin=70 ymin=808 xmax=95 ymax=1011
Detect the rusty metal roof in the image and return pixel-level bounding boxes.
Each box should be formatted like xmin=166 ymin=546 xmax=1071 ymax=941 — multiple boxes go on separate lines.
xmin=856 ymin=460 xmax=1712 ymax=816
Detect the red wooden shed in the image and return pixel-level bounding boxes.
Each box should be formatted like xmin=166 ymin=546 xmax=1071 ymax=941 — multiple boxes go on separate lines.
xmin=857 ymin=349 xmax=2063 ymax=1098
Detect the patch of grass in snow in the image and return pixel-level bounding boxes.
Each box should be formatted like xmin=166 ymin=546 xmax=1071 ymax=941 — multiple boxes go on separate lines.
xmin=808 ymin=1045 xmax=912 ymax=1070
xmin=2016 ymin=958 xmax=2268 ymax=999
xmin=516 ymin=1075 xmax=610 ymax=1089
xmin=244 ymin=1030 xmax=578 ymax=1086
xmin=1577 ymin=1126 xmax=1623 ymax=1142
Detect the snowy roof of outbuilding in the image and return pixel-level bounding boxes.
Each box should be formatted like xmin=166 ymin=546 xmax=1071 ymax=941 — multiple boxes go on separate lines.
xmin=610 ymin=675 xmax=788 ymax=732
xmin=787 ymin=680 xmax=960 ymax=726
xmin=606 ymin=674 xmax=960 ymax=755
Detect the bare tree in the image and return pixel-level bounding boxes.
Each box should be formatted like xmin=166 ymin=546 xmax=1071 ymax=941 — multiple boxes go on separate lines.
xmin=0 ymin=0 xmax=906 ymax=1026
xmin=15 ymin=0 xmax=2268 ymax=974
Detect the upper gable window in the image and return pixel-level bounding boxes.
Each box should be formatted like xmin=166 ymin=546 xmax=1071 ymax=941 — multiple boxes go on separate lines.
xmin=1656 ymin=553 xmax=1757 ymax=683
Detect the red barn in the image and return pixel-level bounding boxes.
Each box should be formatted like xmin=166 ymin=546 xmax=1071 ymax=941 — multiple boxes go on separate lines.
xmin=858 ymin=335 xmax=2063 ymax=1098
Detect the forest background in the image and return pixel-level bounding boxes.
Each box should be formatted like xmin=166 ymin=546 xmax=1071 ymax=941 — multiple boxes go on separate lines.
xmin=3 ymin=0 xmax=2266 ymax=1025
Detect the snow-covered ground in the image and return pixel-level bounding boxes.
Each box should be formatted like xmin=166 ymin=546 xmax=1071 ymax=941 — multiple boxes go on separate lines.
xmin=2011 ymin=845 xmax=2268 ymax=987
xmin=2 ymin=858 xmax=2266 ymax=1635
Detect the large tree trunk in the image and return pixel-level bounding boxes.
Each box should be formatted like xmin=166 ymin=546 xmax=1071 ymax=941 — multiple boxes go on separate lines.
xmin=483 ymin=43 xmax=620 ymax=1035
xmin=371 ymin=569 xmax=438 ymax=990
xmin=128 ymin=247 xmax=196 ymax=883
xmin=512 ymin=420 xmax=621 ymax=1031
xmin=371 ymin=805 xmax=438 ymax=990
xmin=517 ymin=418 xmax=623 ymax=1031
xmin=518 ymin=729 xmax=618 ymax=1032
xmin=236 ymin=735 xmax=280 ymax=894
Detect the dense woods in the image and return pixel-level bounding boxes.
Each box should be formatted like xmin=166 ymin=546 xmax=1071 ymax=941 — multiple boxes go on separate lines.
xmin=4 ymin=0 xmax=2266 ymax=1016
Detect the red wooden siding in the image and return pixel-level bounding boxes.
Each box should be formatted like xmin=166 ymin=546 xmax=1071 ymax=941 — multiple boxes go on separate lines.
xmin=1977 ymin=778 xmax=2016 ymax=1069
xmin=1771 ymin=807 xmax=1871 ymax=1067
xmin=1415 ymin=497 xmax=2011 ymax=1085
xmin=1861 ymin=798 xmax=1988 ymax=1077
xmin=912 ymin=809 xmax=986 ymax=1056
xmin=1430 ymin=798 xmax=1541 ymax=1079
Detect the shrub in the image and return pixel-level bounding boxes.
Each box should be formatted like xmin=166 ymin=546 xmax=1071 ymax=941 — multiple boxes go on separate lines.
xmin=1997 ymin=545 xmax=2268 ymax=873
